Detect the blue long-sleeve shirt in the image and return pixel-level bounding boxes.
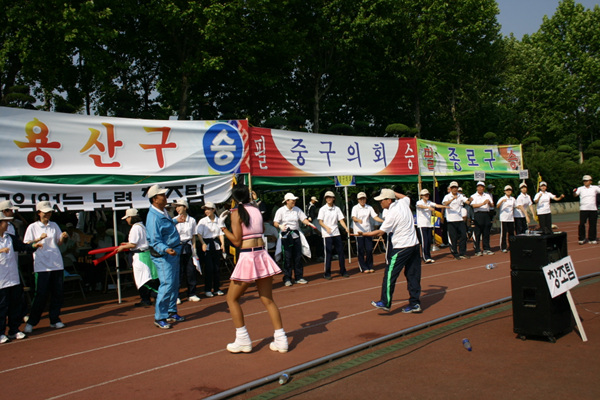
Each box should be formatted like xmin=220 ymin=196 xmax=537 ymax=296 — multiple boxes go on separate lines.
xmin=146 ymin=206 xmax=181 ymax=255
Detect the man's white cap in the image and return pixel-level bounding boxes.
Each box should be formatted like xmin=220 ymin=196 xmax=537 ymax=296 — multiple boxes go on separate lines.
xmin=449 ymin=181 xmax=459 ymax=188
xmin=420 ymin=189 xmax=430 ymax=196
xmin=282 ymin=193 xmax=299 ymax=203
xmin=519 ymin=182 xmax=527 ymax=188
xmin=357 ymin=192 xmax=367 ymax=199
xmin=310 ymin=196 xmax=317 ymax=201
xmin=148 ymin=184 xmax=168 ymax=198
xmin=539 ymin=181 xmax=547 ymax=186
xmin=36 ymin=201 xmax=53 ymax=213
xmin=324 ymin=191 xmax=336 ymax=198
xmin=173 ymin=197 xmax=189 ymax=208
xmin=504 ymin=185 xmax=513 ymax=191
xmin=121 ymin=208 xmax=139 ymax=220
xmin=0 ymin=214 xmax=13 ymax=221
xmin=457 ymin=187 xmax=463 ymax=192
xmin=476 ymin=181 xmax=485 ymax=187
xmin=582 ymin=175 xmax=592 ymax=181
xmin=202 ymin=201 xmax=215 ymax=209
xmin=374 ymin=188 xmax=396 ymax=201
xmin=0 ymin=200 xmax=19 ymax=211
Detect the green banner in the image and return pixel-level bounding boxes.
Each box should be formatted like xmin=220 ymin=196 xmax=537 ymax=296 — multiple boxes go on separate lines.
xmin=417 ymin=140 xmax=522 ymax=177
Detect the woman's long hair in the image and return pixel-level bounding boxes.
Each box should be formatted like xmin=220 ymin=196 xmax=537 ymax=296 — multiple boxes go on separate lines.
xmin=232 ymin=185 xmax=251 ymax=227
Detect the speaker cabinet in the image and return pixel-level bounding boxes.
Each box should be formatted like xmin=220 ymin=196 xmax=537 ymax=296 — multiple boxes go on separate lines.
xmin=511 ymin=270 xmax=573 ymax=342
xmin=509 ymin=233 xmax=568 ymax=271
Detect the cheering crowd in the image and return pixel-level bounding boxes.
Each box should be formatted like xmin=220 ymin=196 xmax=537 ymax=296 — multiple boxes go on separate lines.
xmin=1 ymin=176 xmax=599 ymax=352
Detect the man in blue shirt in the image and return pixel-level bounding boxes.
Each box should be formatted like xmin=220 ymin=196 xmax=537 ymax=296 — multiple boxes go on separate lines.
xmin=146 ymin=184 xmax=184 ymax=329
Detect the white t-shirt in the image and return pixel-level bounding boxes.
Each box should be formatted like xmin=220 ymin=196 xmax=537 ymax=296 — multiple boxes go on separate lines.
xmin=534 ymin=191 xmax=557 ymax=215
xmin=576 ymin=185 xmax=600 ymax=211
xmin=443 ymin=193 xmax=467 ymax=222
xmin=0 ymin=233 xmax=20 ymax=289
xmin=415 ymin=200 xmax=437 ymax=228
xmin=317 ymin=204 xmax=345 ymax=238
xmin=197 ymin=216 xmax=225 ymax=239
xmin=497 ymin=195 xmax=516 ymax=222
xmin=470 ymin=192 xmax=494 ymax=212
xmin=174 ymin=215 xmax=197 ymax=242
xmin=379 ymin=198 xmax=419 ymax=249
xmin=514 ymin=193 xmax=532 ymax=218
xmin=24 ymin=220 xmax=64 ymax=272
xmin=128 ymin=222 xmax=149 ymax=251
xmin=351 ymin=204 xmax=378 ymax=232
xmin=273 ymin=206 xmax=307 ymax=231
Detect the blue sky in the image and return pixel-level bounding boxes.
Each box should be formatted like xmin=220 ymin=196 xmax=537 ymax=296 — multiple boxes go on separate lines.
xmin=496 ymin=0 xmax=600 ymax=38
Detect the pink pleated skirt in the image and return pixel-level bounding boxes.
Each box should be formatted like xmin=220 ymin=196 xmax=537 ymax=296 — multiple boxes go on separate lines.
xmin=230 ymin=248 xmax=281 ymax=282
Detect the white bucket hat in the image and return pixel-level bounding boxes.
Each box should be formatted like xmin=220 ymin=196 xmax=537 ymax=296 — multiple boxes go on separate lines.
xmin=282 ymin=193 xmax=299 ymax=203
xmin=148 ymin=184 xmax=168 ymax=198
xmin=420 ymin=189 xmax=430 ymax=196
xmin=0 ymin=200 xmax=19 ymax=211
xmin=324 ymin=191 xmax=336 ymax=198
xmin=449 ymin=181 xmax=459 ymax=188
xmin=357 ymin=192 xmax=367 ymax=199
xmin=374 ymin=188 xmax=396 ymax=201
xmin=121 ymin=208 xmax=139 ymax=220
xmin=36 ymin=201 xmax=53 ymax=213
xmin=582 ymin=175 xmax=592 ymax=181
xmin=504 ymin=185 xmax=513 ymax=191
xmin=202 ymin=201 xmax=216 ymax=209
xmin=172 ymin=197 xmax=189 ymax=208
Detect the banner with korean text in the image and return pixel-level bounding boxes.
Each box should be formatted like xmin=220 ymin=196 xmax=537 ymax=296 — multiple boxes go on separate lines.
xmin=418 ymin=139 xmax=522 ymax=178
xmin=0 ymin=107 xmax=249 ymax=178
xmin=249 ymin=127 xmax=418 ymax=177
xmin=0 ymin=175 xmax=233 ymax=211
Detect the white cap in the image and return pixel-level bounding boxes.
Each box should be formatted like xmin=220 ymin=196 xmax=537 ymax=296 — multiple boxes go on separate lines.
xmin=0 ymin=214 xmax=14 ymax=221
xmin=324 ymin=191 xmax=336 ymax=198
xmin=357 ymin=192 xmax=367 ymax=199
xmin=374 ymin=188 xmax=396 ymax=201
xmin=310 ymin=196 xmax=317 ymax=201
xmin=172 ymin=197 xmax=189 ymax=208
xmin=457 ymin=187 xmax=463 ymax=192
xmin=148 ymin=184 xmax=168 ymax=198
xmin=202 ymin=201 xmax=215 ymax=209
xmin=36 ymin=201 xmax=53 ymax=213
xmin=420 ymin=189 xmax=430 ymax=196
xmin=539 ymin=181 xmax=547 ymax=187
xmin=0 ymin=200 xmax=19 ymax=211
xmin=282 ymin=193 xmax=299 ymax=203
xmin=504 ymin=185 xmax=513 ymax=191
xmin=582 ymin=175 xmax=592 ymax=181
xmin=121 ymin=208 xmax=139 ymax=220
xmin=449 ymin=181 xmax=459 ymax=188
xmin=519 ymin=182 xmax=527 ymax=188
xmin=476 ymin=181 xmax=485 ymax=187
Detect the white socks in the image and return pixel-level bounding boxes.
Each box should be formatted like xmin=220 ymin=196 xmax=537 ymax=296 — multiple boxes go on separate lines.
xmin=271 ymin=328 xmax=289 ymax=353
xmin=226 ymin=326 xmax=252 ymax=353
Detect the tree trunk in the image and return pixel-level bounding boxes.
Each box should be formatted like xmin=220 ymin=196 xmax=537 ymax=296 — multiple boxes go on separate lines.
xmin=313 ymin=79 xmax=321 ymax=134
xmin=414 ymin=96 xmax=422 ymax=138
xmin=178 ymin=74 xmax=190 ymax=120
xmin=450 ymin=89 xmax=461 ymax=144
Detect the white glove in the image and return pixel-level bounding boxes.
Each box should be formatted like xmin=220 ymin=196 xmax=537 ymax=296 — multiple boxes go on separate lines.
xmin=222 ymin=252 xmax=227 ymax=259
xmin=219 ymin=210 xmax=230 ymax=220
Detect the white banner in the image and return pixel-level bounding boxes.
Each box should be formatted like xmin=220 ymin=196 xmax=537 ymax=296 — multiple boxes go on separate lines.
xmin=542 ymin=256 xmax=579 ymax=298
xmin=0 ymin=107 xmax=249 ymax=177
xmin=0 ymin=175 xmax=233 ymax=211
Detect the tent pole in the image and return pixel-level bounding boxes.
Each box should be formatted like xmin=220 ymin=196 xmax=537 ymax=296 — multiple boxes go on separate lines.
xmin=344 ymin=186 xmax=351 ymax=264
xmin=113 ymin=210 xmax=122 ymax=304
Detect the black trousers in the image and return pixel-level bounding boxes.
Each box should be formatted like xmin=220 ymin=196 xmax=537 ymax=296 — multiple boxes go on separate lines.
xmin=579 ymin=210 xmax=598 ymax=241
xmin=0 ymin=284 xmax=24 ymax=335
xmin=500 ymin=221 xmax=515 ymax=251
xmin=514 ymin=217 xmax=528 ymax=235
xmin=323 ymin=236 xmax=346 ymax=276
xmin=202 ymin=239 xmax=222 ymax=293
xmin=356 ymin=236 xmax=374 ymax=271
xmin=417 ymin=227 xmax=433 ymax=261
xmin=473 ymin=212 xmax=492 ymax=252
xmin=179 ymin=243 xmax=197 ymax=297
xmin=447 ymin=221 xmax=466 ymax=257
xmin=538 ymin=213 xmax=553 ymax=235
xmin=379 ymin=245 xmax=421 ymax=307
xmin=28 ymin=270 xmax=64 ymax=326
xmin=281 ymin=234 xmax=303 ymax=282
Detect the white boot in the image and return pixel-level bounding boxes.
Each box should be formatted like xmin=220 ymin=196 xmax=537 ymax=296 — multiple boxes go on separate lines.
xmin=269 ymin=328 xmax=289 ymax=353
xmin=227 ymin=326 xmax=252 ymax=353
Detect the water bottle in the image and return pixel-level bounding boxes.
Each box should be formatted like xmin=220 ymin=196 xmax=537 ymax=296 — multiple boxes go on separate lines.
xmin=278 ymin=373 xmax=290 ymax=385
xmin=486 ymin=263 xmax=496 ymax=270
xmin=462 ymin=338 xmax=472 ymax=351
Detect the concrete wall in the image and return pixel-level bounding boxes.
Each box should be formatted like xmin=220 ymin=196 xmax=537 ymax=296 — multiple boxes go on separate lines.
xmin=551 ymin=201 xmax=579 ymax=215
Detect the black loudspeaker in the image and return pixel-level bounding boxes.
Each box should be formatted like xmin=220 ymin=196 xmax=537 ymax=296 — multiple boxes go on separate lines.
xmin=511 ymin=270 xmax=573 ymax=342
xmin=509 ymin=233 xmax=568 ymax=271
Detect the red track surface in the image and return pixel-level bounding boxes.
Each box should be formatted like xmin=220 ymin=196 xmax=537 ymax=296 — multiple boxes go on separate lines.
xmin=1 ymin=221 xmax=598 ymax=399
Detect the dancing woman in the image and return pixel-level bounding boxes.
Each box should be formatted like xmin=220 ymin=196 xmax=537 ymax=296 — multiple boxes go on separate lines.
xmin=221 ymin=185 xmax=288 ymax=353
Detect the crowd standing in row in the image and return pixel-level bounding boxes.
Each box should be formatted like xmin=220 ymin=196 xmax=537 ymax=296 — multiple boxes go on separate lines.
xmin=1 ymin=175 xmax=598 ymax=349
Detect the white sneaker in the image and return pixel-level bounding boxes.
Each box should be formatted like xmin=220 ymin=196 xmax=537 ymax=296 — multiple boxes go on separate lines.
xmin=188 ymin=295 xmax=201 ymax=302
xmin=176 ymin=298 xmax=182 ymax=305
xmin=591 ymin=241 xmax=598 ymax=244
xmin=50 ymin=322 xmax=65 ymax=329
xmin=205 ymin=291 xmax=214 ymax=298
xmin=269 ymin=340 xmax=289 ymax=353
xmin=295 ymin=278 xmax=308 ymax=284
xmin=24 ymin=324 xmax=33 ymax=333
xmin=0 ymin=335 xmax=9 ymax=344
xmin=8 ymin=332 xmax=26 ymax=340
xmin=284 ymin=281 xmax=293 ymax=287
xmin=216 ymin=290 xmax=225 ymax=296
xmin=226 ymin=341 xmax=252 ymax=353
xmin=426 ymin=259 xmax=435 ymax=263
